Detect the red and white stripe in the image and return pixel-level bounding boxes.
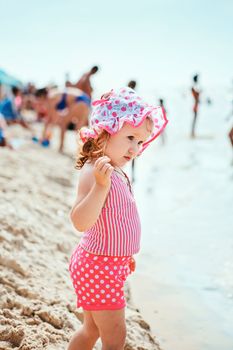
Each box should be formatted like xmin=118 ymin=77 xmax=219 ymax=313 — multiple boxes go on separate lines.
xmin=80 ymin=172 xmax=141 ymax=256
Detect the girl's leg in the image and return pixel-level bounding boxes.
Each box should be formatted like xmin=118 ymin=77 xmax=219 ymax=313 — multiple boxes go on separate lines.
xmin=67 ymin=310 xmax=100 ymax=350
xmin=92 ymin=308 xmax=126 ymax=350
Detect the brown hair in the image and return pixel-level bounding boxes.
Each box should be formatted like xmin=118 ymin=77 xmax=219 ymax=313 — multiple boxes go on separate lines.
xmin=75 ymin=130 xmax=110 ymax=169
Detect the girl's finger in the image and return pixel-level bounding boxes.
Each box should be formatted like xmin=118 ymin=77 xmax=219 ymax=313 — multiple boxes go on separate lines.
xmin=102 ymin=163 xmax=112 ymax=174
xmin=95 ymin=158 xmax=111 ymax=172
xmin=95 ymin=156 xmax=110 ymax=168
xmin=105 ymin=165 xmax=114 ymax=176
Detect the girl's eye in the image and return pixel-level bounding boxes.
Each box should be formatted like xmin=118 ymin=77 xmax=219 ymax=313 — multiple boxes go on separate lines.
xmin=127 ymin=136 xmax=134 ymax=141
xmin=138 ymin=141 xmax=143 ymax=145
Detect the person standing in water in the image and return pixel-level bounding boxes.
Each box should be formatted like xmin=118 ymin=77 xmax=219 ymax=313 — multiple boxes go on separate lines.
xmin=158 ymin=98 xmax=167 ymax=145
xmin=127 ymin=80 xmax=137 ymax=182
xmin=191 ymin=74 xmax=201 ymax=138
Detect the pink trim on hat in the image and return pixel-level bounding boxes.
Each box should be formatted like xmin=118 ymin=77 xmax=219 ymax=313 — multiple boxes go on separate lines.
xmin=79 ymin=87 xmax=168 ymax=152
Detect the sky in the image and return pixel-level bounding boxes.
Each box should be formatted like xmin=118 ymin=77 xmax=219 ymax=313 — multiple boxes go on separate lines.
xmin=0 ymin=0 xmax=233 ymax=97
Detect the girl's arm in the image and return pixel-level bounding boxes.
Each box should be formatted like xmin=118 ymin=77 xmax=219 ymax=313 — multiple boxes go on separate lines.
xmin=70 ymin=156 xmax=114 ymax=232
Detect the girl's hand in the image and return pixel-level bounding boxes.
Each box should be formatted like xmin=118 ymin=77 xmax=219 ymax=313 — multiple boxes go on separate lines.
xmin=129 ymin=256 xmax=136 ymax=273
xmin=94 ymin=156 xmax=114 ymax=187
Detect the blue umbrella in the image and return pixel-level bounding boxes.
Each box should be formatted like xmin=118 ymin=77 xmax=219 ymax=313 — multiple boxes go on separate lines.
xmin=0 ymin=69 xmax=22 ymax=87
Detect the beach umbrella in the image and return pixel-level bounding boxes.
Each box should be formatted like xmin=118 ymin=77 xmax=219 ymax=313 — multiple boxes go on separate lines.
xmin=0 ymin=69 xmax=22 ymax=87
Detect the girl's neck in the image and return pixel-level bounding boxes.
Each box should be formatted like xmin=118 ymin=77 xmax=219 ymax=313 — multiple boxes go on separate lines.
xmin=113 ymin=167 xmax=132 ymax=193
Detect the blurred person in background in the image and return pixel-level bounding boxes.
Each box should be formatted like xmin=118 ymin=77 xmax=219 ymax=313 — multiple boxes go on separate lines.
xmin=36 ymin=87 xmax=90 ymax=152
xmin=127 ymin=80 xmax=137 ymax=183
xmin=191 ymin=74 xmax=201 ymax=138
xmin=158 ymin=98 xmax=167 ymax=145
xmin=67 ymin=66 xmax=99 ymax=99
xmin=0 ymin=86 xmax=32 ymax=131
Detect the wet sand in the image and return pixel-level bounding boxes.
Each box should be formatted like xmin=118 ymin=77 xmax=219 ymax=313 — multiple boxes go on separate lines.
xmin=0 ymin=125 xmax=161 ymax=350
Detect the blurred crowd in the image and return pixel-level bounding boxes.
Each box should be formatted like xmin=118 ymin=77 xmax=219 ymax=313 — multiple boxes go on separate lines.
xmin=0 ymin=68 xmax=233 ymax=161
xmin=0 ymin=66 xmax=98 ymax=151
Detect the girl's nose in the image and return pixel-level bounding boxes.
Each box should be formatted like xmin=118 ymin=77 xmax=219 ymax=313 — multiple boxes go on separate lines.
xmin=129 ymin=143 xmax=139 ymax=155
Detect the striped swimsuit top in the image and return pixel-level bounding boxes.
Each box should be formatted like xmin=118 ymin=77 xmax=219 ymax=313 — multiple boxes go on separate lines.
xmin=80 ymin=170 xmax=141 ymax=256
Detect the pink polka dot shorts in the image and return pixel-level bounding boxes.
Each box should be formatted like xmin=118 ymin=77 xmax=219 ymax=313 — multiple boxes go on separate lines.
xmin=69 ymin=244 xmax=133 ymax=310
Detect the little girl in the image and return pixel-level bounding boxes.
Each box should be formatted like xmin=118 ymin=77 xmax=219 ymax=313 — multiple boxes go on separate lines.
xmin=68 ymin=87 xmax=168 ymax=350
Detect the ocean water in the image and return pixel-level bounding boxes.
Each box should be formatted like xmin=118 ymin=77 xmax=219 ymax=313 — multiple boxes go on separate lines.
xmin=129 ymin=92 xmax=233 ymax=350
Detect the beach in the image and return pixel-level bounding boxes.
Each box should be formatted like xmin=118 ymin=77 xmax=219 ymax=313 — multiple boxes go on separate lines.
xmin=0 ymin=124 xmax=161 ymax=350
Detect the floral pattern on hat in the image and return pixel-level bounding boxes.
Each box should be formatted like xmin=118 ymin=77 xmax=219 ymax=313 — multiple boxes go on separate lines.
xmin=80 ymin=87 xmax=168 ymax=152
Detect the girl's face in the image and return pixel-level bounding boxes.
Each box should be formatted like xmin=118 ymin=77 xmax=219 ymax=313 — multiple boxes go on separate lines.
xmin=104 ymin=118 xmax=152 ymax=167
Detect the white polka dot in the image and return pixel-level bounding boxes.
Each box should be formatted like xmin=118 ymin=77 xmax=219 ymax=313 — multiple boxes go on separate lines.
xmin=106 ymin=284 xmax=110 ymax=289
xmin=93 ymin=256 xmax=98 ymax=260
xmin=81 ymin=287 xmax=85 ymax=291
xmin=85 ymin=273 xmax=89 ymax=278
xmin=90 ymin=289 xmax=95 ymax=293
xmin=78 ymin=291 xmax=82 ymax=294
xmin=109 ymin=271 xmax=114 ymax=275
xmin=103 ymin=257 xmax=108 ymax=261
xmin=113 ymin=266 xmax=117 ymax=270
xmin=100 ymin=270 xmax=104 ymax=275
xmin=85 ymin=263 xmax=89 ymax=268
xmin=101 ymin=299 xmax=106 ymax=303
xmin=77 ymin=281 xmax=81 ymax=285
xmin=121 ymin=296 xmax=124 ymax=299
xmin=101 ymin=289 xmax=105 ymax=294
xmin=86 ymin=293 xmax=90 ymax=297
xmin=106 ymin=294 xmax=111 ymax=298
xmin=116 ymin=292 xmax=120 ymax=296
xmin=96 ymin=294 xmax=100 ymax=298
xmin=100 ymin=280 xmax=105 ymax=284
xmin=77 ymin=271 xmax=80 ymax=275
xmin=94 ymin=265 xmax=99 ymax=270
xmin=90 ymin=269 xmax=94 ymax=273
xmin=112 ymin=298 xmax=116 ymax=302
xmin=90 ymin=279 xmax=94 ymax=283
xmin=81 ymin=277 xmax=84 ymax=281
xmin=95 ymin=275 xmax=99 ymax=279
xmin=111 ymin=288 xmax=115 ymax=293
xmin=85 ymin=283 xmax=89 ymax=287
xmin=116 ymin=284 xmax=120 ymax=287
xmin=105 ymin=266 xmax=109 ymax=270
xmin=81 ymin=267 xmax=84 ymax=272
xmin=96 ymin=284 xmax=100 ymax=289
xmin=85 ymin=253 xmax=90 ymax=257
xmin=74 ymin=264 xmax=77 ymax=268
xmin=82 ymin=296 xmax=86 ymax=300
xmin=78 ymin=262 xmax=81 ymax=265
xmin=114 ymin=258 xmax=118 ymax=261
xmin=91 ymin=298 xmax=95 ymax=302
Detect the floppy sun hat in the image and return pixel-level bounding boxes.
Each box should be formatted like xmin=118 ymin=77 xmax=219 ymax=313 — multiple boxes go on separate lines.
xmin=80 ymin=87 xmax=168 ymax=152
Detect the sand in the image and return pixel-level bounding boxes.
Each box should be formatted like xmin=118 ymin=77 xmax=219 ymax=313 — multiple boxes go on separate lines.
xmin=0 ymin=125 xmax=161 ymax=350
